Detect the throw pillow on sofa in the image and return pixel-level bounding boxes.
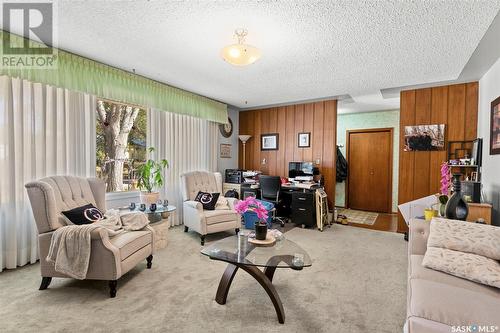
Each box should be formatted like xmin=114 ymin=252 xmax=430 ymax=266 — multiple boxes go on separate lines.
xmin=61 ymin=203 xmax=104 ymax=225
xmin=194 ymin=191 xmax=220 ymax=210
xmin=422 ymin=217 xmax=500 ymax=288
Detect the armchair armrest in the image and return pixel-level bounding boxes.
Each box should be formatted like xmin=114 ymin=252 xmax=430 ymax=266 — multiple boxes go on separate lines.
xmin=185 ymin=200 xmax=203 ymax=211
xmin=226 ymin=197 xmax=239 ymax=211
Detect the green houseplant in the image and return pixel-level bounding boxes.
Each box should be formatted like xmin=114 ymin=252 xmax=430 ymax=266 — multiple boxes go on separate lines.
xmin=137 ymin=147 xmax=169 ymax=205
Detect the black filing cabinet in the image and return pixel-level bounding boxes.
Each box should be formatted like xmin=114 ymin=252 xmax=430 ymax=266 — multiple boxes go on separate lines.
xmin=291 ymin=192 xmax=315 ymax=227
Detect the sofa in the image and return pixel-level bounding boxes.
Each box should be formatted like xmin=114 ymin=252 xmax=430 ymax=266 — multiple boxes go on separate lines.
xmin=407 ymin=219 xmax=500 ymax=332
xmin=180 ymin=171 xmax=240 ymax=245
xmin=25 ymin=176 xmax=155 ymax=297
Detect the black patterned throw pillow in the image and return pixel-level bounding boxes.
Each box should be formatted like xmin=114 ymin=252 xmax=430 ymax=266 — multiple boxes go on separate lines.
xmin=194 ymin=191 xmax=220 ymax=210
xmin=62 ymin=203 xmax=104 ymax=225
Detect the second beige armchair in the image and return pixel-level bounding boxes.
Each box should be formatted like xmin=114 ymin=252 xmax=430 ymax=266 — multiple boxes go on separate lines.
xmin=180 ymin=171 xmax=240 ymax=245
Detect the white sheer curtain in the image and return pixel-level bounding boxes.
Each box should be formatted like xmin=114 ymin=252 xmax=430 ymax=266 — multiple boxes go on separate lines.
xmin=0 ymin=75 xmax=96 ymax=272
xmin=148 ymin=109 xmax=218 ymax=226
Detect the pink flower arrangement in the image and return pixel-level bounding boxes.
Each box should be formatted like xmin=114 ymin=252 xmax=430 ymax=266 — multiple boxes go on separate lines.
xmin=440 ymin=162 xmax=451 ymax=195
xmin=234 ymin=196 xmax=269 ymax=221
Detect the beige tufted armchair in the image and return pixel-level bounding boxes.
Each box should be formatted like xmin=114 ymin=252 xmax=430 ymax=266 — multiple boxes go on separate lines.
xmin=25 ymin=175 xmax=155 ymax=297
xmin=180 ymin=171 xmax=240 ymax=245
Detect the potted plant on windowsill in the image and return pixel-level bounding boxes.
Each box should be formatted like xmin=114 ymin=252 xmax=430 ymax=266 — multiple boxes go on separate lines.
xmin=234 ymin=197 xmax=269 ymax=240
xmin=137 ymin=147 xmax=169 ymax=205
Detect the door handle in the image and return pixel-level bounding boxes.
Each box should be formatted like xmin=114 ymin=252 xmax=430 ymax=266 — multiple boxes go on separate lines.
xmin=298 ymin=208 xmax=306 ymax=211
xmin=298 ymin=197 xmax=306 ymax=201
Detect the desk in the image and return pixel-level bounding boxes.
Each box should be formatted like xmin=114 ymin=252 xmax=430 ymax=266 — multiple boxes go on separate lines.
xmin=280 ymin=185 xmax=321 ymax=228
xmin=223 ymin=182 xmax=321 ymax=228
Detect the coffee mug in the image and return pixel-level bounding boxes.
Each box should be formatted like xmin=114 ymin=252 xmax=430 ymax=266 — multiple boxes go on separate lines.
xmin=129 ymin=202 xmax=136 ymax=211
xmin=139 ymin=203 xmax=146 ymax=211
xmin=150 ymin=203 xmax=157 ymax=212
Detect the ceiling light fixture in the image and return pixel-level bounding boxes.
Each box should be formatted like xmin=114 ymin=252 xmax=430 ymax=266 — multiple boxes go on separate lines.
xmin=221 ymin=29 xmax=261 ymax=66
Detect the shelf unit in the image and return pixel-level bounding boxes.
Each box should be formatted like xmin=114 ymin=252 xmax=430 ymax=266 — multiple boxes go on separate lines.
xmin=447 ymin=140 xmax=481 ymax=181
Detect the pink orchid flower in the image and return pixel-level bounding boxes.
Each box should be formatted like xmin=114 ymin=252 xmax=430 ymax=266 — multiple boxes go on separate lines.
xmin=234 ymin=197 xmax=268 ymax=221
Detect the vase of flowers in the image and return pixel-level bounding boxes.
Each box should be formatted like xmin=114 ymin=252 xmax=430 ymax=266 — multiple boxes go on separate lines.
xmin=438 ymin=162 xmax=451 ymax=216
xmin=234 ymin=197 xmax=269 ymax=240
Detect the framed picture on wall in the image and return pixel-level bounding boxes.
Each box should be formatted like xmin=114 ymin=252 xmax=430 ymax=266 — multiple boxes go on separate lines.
xmin=261 ymin=133 xmax=279 ymax=150
xmin=298 ymin=132 xmax=311 ymax=148
xmin=491 ymin=96 xmax=500 ymax=155
xmin=220 ymin=143 xmax=231 ymax=158
xmin=403 ymin=124 xmax=445 ymax=151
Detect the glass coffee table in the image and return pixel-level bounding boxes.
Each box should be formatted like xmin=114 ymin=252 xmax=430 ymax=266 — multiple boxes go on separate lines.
xmin=201 ymin=234 xmax=312 ymax=324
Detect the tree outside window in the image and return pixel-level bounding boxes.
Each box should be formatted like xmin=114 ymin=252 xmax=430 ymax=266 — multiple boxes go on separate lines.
xmin=96 ymin=100 xmax=147 ymax=192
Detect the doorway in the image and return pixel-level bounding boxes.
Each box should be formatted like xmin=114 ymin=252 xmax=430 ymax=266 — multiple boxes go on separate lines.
xmin=346 ymin=128 xmax=393 ymax=213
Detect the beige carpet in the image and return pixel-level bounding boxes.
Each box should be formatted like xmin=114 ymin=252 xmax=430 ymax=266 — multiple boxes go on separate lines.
xmin=338 ymin=209 xmax=379 ymax=225
xmin=0 ymin=225 xmax=407 ymax=333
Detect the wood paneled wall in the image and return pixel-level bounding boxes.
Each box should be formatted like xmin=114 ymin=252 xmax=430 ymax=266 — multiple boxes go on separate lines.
xmin=239 ymin=100 xmax=337 ymax=206
xmin=398 ymin=82 xmax=479 ymax=233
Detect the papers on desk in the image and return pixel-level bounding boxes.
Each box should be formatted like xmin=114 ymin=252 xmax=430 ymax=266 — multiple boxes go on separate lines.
xmin=243 ymin=170 xmax=260 ymax=177
xmin=283 ymin=182 xmax=315 ymax=189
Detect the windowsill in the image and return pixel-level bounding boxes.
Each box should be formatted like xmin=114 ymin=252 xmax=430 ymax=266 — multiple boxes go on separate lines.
xmin=106 ymin=191 xmax=141 ymax=200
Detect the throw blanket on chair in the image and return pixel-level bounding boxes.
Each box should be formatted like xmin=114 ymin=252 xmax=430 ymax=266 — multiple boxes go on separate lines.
xmin=46 ymin=211 xmax=149 ymax=280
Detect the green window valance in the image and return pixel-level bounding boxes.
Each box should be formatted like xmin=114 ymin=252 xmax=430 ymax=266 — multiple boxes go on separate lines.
xmin=0 ymin=31 xmax=227 ymax=123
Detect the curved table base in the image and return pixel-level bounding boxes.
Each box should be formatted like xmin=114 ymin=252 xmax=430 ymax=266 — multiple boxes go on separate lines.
xmin=215 ymin=263 xmax=285 ymax=324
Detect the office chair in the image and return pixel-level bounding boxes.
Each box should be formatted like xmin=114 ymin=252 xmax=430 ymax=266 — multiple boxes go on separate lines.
xmin=259 ymin=175 xmax=286 ymax=227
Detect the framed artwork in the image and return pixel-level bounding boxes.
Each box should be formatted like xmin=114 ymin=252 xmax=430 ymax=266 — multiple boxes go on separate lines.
xmin=298 ymin=132 xmax=311 ymax=148
xmin=220 ymin=143 xmax=231 ymax=158
xmin=491 ymin=96 xmax=500 ymax=155
xmin=261 ymin=133 xmax=279 ymax=151
xmin=404 ymin=124 xmax=445 ymax=151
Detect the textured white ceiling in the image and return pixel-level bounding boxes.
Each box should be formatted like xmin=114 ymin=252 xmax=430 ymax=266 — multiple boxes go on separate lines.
xmin=6 ymin=1 xmax=500 ymax=109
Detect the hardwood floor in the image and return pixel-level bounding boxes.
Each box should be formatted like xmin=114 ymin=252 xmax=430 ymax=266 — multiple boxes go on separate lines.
xmin=276 ymin=211 xmax=399 ymax=233
xmin=341 ymin=211 xmax=399 ymax=233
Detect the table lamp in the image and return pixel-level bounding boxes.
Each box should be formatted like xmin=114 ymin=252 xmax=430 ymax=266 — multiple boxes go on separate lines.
xmin=238 ymin=135 xmax=252 ymax=169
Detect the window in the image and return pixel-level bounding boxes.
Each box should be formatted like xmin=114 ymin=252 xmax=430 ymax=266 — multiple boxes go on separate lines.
xmin=96 ymin=100 xmax=147 ymax=192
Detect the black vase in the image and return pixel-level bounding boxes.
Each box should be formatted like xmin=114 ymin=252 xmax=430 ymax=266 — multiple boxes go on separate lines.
xmin=255 ymin=222 xmax=268 ymax=240
xmin=445 ymin=174 xmax=469 ymax=221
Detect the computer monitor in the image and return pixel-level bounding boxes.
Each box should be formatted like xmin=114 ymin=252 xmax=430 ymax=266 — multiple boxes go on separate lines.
xmin=288 ymin=162 xmax=314 ymax=178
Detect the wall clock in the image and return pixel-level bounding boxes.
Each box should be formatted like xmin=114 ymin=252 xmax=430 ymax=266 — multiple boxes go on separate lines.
xmin=219 ymin=117 xmax=233 ymax=138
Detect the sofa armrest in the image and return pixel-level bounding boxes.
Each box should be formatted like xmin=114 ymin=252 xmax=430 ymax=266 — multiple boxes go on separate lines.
xmin=185 ymin=200 xmax=203 ymax=211
xmin=409 ymin=219 xmax=430 ymax=256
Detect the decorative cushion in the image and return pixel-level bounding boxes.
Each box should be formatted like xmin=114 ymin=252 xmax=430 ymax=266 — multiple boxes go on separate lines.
xmin=429 ymin=217 xmax=500 ymax=260
xmin=194 ymin=191 xmax=220 ymax=210
xmin=422 ymin=247 xmax=500 ymax=289
xmin=61 ymin=203 xmax=104 ymax=225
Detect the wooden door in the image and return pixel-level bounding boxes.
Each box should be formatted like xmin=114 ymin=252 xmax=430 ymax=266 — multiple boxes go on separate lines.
xmin=347 ymin=129 xmax=393 ymax=213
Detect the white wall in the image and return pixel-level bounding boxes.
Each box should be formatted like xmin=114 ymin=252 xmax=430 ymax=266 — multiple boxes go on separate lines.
xmin=218 ymin=107 xmax=239 ymax=175
xmin=478 ymin=57 xmax=500 ymax=226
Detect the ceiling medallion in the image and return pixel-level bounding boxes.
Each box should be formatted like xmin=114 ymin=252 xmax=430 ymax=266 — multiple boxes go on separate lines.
xmin=221 ymin=29 xmax=261 ymax=66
